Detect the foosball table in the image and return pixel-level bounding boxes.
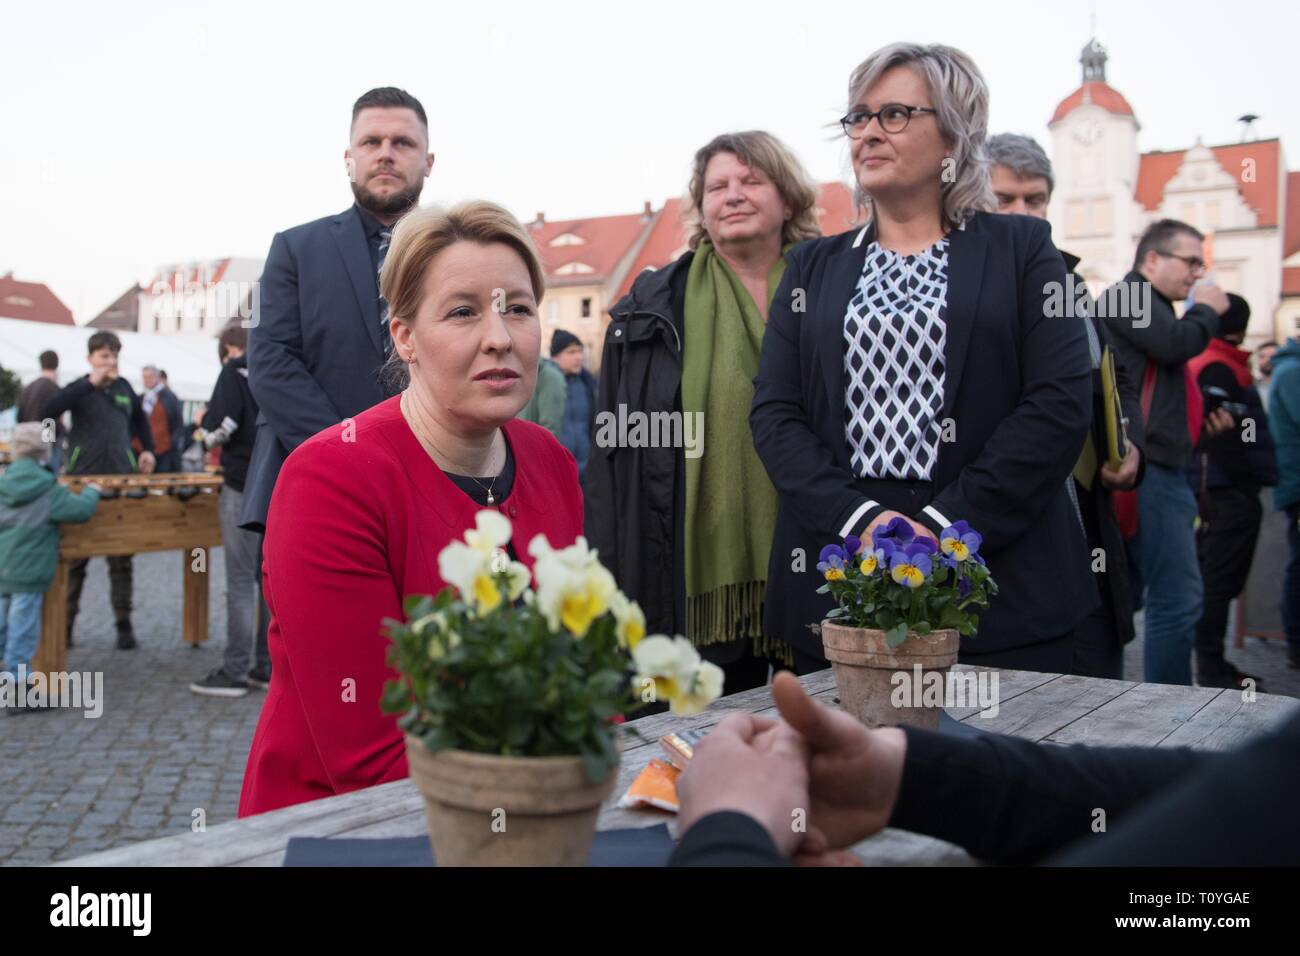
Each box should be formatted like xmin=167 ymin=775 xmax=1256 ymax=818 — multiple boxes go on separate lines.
xmin=30 ymin=473 xmax=224 ymax=677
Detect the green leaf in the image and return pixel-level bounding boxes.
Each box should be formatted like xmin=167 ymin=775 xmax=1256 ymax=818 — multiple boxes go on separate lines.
xmin=885 ymin=623 xmax=909 ymax=648
xmin=379 ymin=680 xmax=410 ymax=714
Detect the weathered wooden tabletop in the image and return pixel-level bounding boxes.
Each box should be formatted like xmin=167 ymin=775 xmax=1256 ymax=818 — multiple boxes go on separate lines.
xmin=58 ymin=666 xmax=1300 ymax=867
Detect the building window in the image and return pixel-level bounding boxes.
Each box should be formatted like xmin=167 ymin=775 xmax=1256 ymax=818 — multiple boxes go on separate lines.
xmin=1205 ymin=201 xmax=1220 ymax=229
xmin=1066 ymin=200 xmax=1087 ymax=238
xmin=154 ymin=312 xmax=160 ymax=332
xmin=1091 ymin=199 xmax=1111 ymax=234
xmin=581 ymin=298 xmax=592 ymax=319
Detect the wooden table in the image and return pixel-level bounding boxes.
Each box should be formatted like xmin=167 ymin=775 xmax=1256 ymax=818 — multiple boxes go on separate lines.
xmin=31 ymin=473 xmax=223 ymax=678
xmin=59 ymin=666 xmax=1300 ymax=867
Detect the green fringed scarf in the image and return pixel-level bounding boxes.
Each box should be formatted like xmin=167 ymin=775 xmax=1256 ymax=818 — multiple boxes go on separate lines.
xmin=682 ymin=240 xmax=791 ymax=665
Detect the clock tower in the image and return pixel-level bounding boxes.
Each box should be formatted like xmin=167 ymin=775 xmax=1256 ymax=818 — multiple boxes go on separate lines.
xmin=1047 ymin=38 xmax=1145 ymax=292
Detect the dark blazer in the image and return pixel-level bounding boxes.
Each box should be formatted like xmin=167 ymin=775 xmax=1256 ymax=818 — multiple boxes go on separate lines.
xmin=750 ymin=212 xmax=1095 ymax=661
xmin=240 ymin=205 xmax=390 ymax=532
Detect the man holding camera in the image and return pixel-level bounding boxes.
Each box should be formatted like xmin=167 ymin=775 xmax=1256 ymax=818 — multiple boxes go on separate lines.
xmin=1105 ymin=219 xmax=1229 ymax=685
xmin=1186 ymin=294 xmax=1277 ymax=689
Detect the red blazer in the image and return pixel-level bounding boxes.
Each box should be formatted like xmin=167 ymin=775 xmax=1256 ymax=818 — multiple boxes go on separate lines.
xmin=238 ymin=395 xmax=583 ymax=816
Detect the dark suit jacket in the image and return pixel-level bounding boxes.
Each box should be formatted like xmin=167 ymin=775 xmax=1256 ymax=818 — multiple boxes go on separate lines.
xmin=240 ymin=205 xmax=390 ymax=532
xmin=750 ymin=212 xmax=1096 ymax=661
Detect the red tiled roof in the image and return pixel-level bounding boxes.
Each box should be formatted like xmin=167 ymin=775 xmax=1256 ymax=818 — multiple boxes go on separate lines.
xmin=1283 ymin=267 xmax=1300 ymax=297
xmin=148 ymin=257 xmax=232 ymax=294
xmin=0 ymin=274 xmax=75 ymax=325
xmin=527 ymin=213 xmax=650 ymax=285
xmin=614 ymin=182 xmax=860 ymax=299
xmin=1285 ymin=171 xmax=1300 ymax=257
xmin=1050 ymin=81 xmax=1136 ymax=124
xmin=1135 ymin=140 xmax=1281 ymax=229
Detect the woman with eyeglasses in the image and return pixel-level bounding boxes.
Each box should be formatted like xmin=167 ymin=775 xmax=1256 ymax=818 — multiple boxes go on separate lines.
xmin=750 ymin=42 xmax=1095 ymax=674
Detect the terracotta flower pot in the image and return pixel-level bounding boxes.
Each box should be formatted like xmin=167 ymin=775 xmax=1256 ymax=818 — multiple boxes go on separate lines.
xmin=404 ymin=735 xmax=620 ymax=866
xmin=820 ymin=621 xmax=959 ymax=730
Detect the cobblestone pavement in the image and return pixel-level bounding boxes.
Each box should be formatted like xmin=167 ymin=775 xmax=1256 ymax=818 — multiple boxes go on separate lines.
xmin=0 ymin=547 xmax=1296 ymax=865
xmin=0 ymin=548 xmax=264 ymax=866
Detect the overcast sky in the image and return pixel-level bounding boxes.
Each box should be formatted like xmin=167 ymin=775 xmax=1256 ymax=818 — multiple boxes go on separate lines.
xmin=2 ymin=0 xmax=1296 ymax=322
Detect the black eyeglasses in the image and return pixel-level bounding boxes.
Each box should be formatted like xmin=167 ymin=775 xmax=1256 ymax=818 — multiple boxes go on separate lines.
xmin=1157 ymin=251 xmax=1206 ymax=272
xmin=840 ymin=103 xmax=937 ymax=138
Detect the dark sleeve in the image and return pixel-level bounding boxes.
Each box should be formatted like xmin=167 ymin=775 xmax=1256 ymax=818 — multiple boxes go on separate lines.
xmin=915 ymin=223 xmax=1092 ymax=547
xmin=164 ymin=390 xmax=183 ymax=432
xmin=43 ymin=377 xmax=94 ymax=420
xmin=125 ymin=383 xmax=154 ymax=453
xmin=751 ymin=250 xmax=889 ymax=540
xmin=247 ymin=232 xmax=344 ymax=450
xmin=584 ymin=319 xmax=621 ymax=569
xmin=888 ymin=725 xmax=1215 ymax=865
xmin=1048 ymin=711 xmax=1300 ymax=865
xmin=1108 ymin=294 xmax=1219 ymax=367
xmin=201 ymin=367 xmax=241 ymax=430
xmin=668 ymin=811 xmax=787 ymax=867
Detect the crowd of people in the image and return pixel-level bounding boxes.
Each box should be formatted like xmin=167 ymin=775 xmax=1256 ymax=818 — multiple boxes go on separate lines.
xmin=3 ymin=38 xmax=1299 ymax=862
xmin=1 ymin=326 xmax=269 ymax=704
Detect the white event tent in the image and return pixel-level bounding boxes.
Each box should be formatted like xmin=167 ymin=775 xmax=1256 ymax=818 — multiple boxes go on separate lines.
xmin=0 ymin=317 xmax=221 ymax=404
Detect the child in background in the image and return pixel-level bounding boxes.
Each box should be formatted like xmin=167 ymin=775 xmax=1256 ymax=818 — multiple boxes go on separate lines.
xmin=0 ymin=423 xmax=101 ymax=707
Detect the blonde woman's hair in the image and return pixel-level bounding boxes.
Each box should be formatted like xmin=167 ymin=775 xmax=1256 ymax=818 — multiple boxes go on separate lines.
xmin=378 ymin=200 xmax=546 ymax=389
xmin=846 ymin=42 xmax=995 ymax=229
xmin=684 ymin=131 xmax=822 ymax=250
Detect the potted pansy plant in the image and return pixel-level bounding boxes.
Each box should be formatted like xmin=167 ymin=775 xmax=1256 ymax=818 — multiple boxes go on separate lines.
xmin=381 ymin=511 xmax=724 ymax=867
xmin=816 ymin=516 xmax=997 ymax=729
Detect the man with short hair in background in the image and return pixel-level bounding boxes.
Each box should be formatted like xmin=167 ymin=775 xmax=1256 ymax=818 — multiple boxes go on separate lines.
xmin=242 ymin=86 xmax=435 ymax=533
xmin=140 ymin=364 xmax=183 ymax=473
xmin=1104 ymin=219 xmax=1231 ymax=684
xmin=18 ymin=349 xmax=64 ymax=471
xmin=190 ymin=323 xmax=270 ymax=697
xmin=43 ymin=331 xmax=155 ymax=649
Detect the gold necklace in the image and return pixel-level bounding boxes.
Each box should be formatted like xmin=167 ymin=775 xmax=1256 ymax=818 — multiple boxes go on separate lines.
xmin=401 ymin=393 xmax=505 ymax=504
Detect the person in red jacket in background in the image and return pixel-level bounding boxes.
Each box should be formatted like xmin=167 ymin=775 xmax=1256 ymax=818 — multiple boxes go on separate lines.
xmin=239 ymin=201 xmax=583 ymax=816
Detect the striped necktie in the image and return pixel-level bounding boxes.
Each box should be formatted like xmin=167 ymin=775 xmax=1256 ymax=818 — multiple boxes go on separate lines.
xmin=377 ymin=229 xmax=392 ymax=356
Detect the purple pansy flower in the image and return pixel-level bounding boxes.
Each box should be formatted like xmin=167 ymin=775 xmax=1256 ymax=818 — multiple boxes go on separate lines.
xmin=872 ymin=516 xmax=915 ymax=548
xmin=940 ymin=521 xmax=983 ymax=562
xmin=889 ymin=543 xmax=933 ymax=588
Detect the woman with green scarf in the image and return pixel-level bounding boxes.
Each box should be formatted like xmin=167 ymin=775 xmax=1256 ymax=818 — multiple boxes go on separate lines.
xmin=586 ymin=131 xmax=823 ymax=695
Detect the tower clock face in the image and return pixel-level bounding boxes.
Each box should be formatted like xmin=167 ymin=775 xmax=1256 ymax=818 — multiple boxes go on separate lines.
xmin=1073 ymin=120 xmax=1104 ymax=146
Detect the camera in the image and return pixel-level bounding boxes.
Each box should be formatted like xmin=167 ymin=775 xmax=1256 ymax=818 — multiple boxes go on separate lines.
xmin=1202 ymin=385 xmax=1248 ymax=419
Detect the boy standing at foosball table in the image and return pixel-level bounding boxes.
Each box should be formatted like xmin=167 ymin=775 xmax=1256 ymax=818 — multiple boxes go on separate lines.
xmin=43 ymin=331 xmax=156 ymax=650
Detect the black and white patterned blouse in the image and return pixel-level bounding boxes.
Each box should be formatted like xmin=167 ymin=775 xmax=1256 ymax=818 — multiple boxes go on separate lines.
xmin=843 ymin=237 xmax=949 ymax=482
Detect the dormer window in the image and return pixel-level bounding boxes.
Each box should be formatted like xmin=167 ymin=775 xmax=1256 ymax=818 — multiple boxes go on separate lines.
xmin=549 ymin=233 xmax=586 ymax=247
xmin=555 ymin=262 xmax=594 ymax=276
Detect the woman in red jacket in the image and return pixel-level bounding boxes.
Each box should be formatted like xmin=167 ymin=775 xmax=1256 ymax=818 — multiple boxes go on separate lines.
xmin=239 ymin=201 xmax=584 ymax=816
